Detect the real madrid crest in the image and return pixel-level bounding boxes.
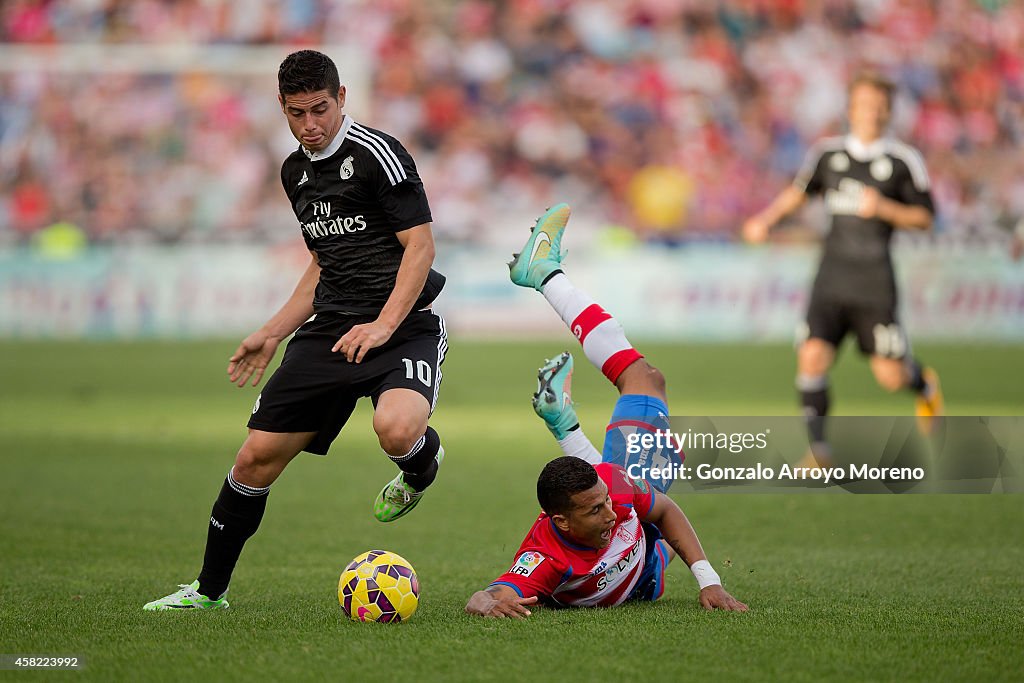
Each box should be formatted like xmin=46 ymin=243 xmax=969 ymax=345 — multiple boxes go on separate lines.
xmin=340 ymin=155 xmax=355 ymax=180
xmin=829 ymin=152 xmax=850 ymax=172
xmin=870 ymin=156 xmax=892 ymax=181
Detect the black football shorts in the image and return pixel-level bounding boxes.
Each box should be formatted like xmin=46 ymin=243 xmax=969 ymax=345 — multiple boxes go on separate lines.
xmin=247 ymin=309 xmax=448 ymax=454
xmin=801 ymin=290 xmax=908 ymax=359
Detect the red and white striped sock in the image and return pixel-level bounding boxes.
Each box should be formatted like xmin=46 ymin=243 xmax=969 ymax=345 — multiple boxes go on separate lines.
xmin=541 ymin=273 xmax=642 ymax=384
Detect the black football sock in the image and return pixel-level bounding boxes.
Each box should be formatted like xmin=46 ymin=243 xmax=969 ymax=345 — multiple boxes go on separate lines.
xmin=797 ymin=375 xmax=830 ymax=445
xmin=905 ymin=358 xmax=927 ymax=394
xmin=197 ymin=469 xmax=269 ymax=600
xmin=392 ymin=426 xmax=441 ymax=492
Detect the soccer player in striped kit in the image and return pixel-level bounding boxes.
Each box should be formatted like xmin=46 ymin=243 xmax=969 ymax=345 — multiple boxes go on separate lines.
xmin=465 ymin=204 xmax=747 ymax=617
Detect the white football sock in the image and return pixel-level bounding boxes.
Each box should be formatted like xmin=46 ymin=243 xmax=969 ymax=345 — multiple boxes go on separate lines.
xmin=557 ymin=428 xmax=602 ymax=465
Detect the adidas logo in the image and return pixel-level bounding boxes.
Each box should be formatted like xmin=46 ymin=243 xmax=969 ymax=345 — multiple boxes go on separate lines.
xmin=298 ymin=170 xmax=309 ymax=186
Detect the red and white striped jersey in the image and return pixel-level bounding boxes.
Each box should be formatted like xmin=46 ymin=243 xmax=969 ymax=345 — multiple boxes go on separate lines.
xmin=491 ymin=463 xmax=655 ymax=607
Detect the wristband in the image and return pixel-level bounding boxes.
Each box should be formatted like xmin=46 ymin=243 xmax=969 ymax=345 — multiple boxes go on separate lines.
xmin=690 ymin=560 xmax=721 ymax=590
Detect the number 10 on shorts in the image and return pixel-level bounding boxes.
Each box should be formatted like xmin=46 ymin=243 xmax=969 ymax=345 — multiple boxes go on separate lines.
xmin=401 ymin=358 xmax=432 ymax=387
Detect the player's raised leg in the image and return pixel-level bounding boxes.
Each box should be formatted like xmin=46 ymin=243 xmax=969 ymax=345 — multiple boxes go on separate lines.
xmin=600 ymin=358 xmax=678 ymax=492
xmin=515 ymin=203 xmax=644 ymax=457
xmin=870 ymin=355 xmax=944 ymax=434
xmin=513 ymin=204 xmax=678 ymax=489
xmin=861 ymin=315 xmax=943 ymax=433
xmin=372 ymin=388 xmax=445 ymax=523
xmin=532 ymin=353 xmax=670 ymax=470
xmin=143 ymin=430 xmax=312 ymax=610
xmin=532 ymin=348 xmax=679 ymax=491
xmin=510 ymin=204 xmax=644 ymax=389
xmin=532 ymin=352 xmax=601 ymax=464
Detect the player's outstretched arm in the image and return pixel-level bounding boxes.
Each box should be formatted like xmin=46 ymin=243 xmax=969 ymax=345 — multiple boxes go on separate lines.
xmin=643 ymin=492 xmax=749 ymax=612
xmin=465 ymin=584 xmax=539 ymax=619
xmin=334 ymin=223 xmax=435 ymax=363
xmin=228 ymin=251 xmax=320 ymax=387
xmin=742 ymin=185 xmax=807 ymax=243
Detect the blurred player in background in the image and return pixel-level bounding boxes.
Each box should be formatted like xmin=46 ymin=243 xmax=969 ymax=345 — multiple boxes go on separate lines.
xmin=743 ymin=72 xmax=944 ymax=466
xmin=465 ymin=204 xmax=745 ymax=617
xmin=144 ymin=50 xmax=447 ymax=610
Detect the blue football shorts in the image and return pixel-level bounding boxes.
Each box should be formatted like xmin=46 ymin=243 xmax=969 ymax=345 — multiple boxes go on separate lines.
xmin=602 ymin=394 xmax=682 ymax=494
xmin=629 ymin=522 xmax=670 ymax=602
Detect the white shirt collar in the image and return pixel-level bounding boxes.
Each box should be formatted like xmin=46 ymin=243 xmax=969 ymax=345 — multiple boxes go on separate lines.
xmin=302 ymin=115 xmax=353 ymax=161
xmin=845 ymin=134 xmax=889 ymax=162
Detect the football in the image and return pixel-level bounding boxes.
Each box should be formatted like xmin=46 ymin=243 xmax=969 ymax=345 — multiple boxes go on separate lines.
xmin=338 ymin=550 xmax=420 ymax=623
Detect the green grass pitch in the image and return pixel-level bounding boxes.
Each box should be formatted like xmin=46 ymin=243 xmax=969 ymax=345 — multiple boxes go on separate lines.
xmin=1 ymin=340 xmax=1022 ymax=681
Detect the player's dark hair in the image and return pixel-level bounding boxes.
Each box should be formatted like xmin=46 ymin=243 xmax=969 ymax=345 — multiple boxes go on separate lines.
xmin=848 ymin=69 xmax=895 ymax=108
xmin=537 ymin=457 xmax=599 ymax=516
xmin=278 ymin=50 xmax=341 ymax=102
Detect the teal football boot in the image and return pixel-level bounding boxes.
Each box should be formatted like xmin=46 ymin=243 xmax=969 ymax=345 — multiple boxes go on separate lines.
xmin=508 ymin=203 xmax=571 ymax=290
xmin=532 ymin=352 xmax=580 ymax=440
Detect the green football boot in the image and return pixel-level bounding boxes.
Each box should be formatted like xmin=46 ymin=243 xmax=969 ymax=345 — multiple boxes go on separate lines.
xmin=508 ymin=203 xmax=571 ymax=290
xmin=374 ymin=446 xmax=445 ymax=523
xmin=142 ymin=581 xmax=229 ymax=611
xmin=532 ymin=352 xmax=580 ymax=440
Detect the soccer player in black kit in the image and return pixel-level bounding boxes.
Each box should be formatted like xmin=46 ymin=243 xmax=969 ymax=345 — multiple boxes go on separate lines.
xmin=743 ymin=72 xmax=943 ymax=467
xmin=144 ymin=50 xmax=447 ymax=610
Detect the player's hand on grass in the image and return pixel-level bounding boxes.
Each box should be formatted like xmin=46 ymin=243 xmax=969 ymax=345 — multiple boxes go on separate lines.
xmin=699 ymin=585 xmax=748 ymax=612
xmin=742 ymin=216 xmax=770 ymax=244
xmin=465 ymin=589 xmax=538 ymax=619
xmin=333 ymin=320 xmax=395 ymax=363
xmin=228 ymin=330 xmax=282 ymax=387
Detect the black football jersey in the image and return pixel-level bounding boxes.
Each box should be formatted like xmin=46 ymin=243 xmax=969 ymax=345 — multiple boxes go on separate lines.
xmin=280 ymin=116 xmax=445 ymax=314
xmin=794 ymin=135 xmax=934 ymax=305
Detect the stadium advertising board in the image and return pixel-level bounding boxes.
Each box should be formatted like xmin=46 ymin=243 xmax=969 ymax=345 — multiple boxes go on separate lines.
xmin=0 ymin=245 xmax=1021 ymax=341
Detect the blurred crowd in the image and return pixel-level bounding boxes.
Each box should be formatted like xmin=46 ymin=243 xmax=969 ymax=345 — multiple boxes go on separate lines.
xmin=1 ymin=0 xmax=1022 ymax=248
